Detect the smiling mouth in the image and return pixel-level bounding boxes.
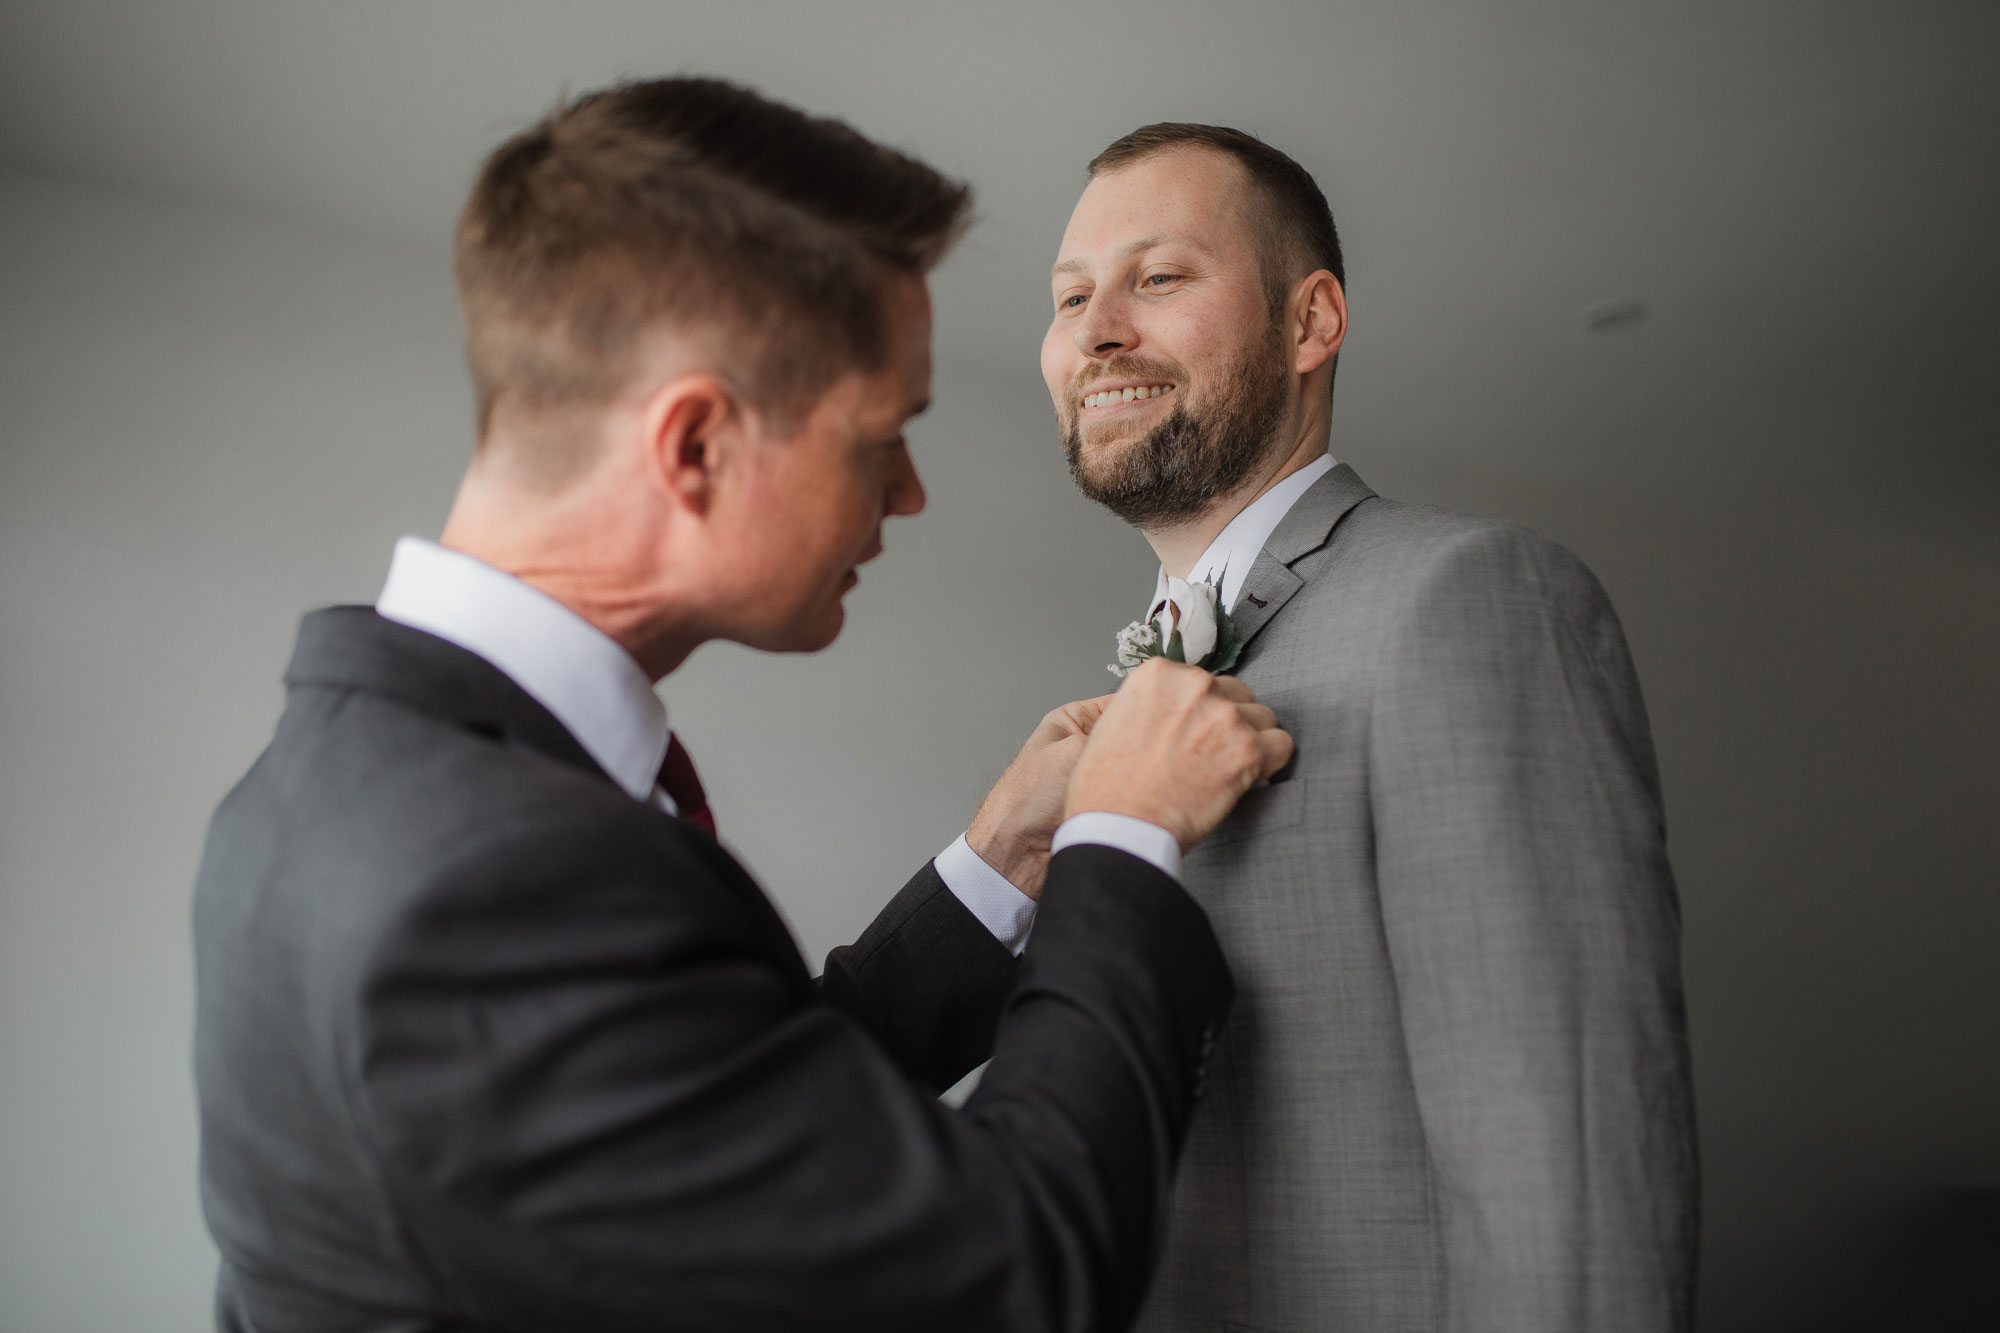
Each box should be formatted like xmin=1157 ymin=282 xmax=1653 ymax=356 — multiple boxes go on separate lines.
xmin=1080 ymin=383 xmax=1175 ymax=411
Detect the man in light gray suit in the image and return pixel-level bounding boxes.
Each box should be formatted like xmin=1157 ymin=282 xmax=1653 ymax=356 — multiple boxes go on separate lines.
xmin=1033 ymin=123 xmax=1700 ymax=1331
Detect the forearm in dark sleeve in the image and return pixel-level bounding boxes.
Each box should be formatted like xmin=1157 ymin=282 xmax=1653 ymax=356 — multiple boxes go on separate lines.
xmin=820 ymin=859 xmax=1019 ymax=1090
xmin=1371 ymin=528 xmax=1699 ymax=1333
xmin=358 ymin=822 xmax=1230 ymax=1333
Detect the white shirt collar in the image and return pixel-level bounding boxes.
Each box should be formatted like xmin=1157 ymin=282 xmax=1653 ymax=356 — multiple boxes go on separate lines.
xmin=375 ymin=537 xmax=670 ymax=801
xmin=1149 ymin=454 xmax=1337 ymax=615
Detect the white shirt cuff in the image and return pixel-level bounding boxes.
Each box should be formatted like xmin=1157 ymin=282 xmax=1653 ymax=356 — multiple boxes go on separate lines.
xmin=1050 ymin=812 xmax=1182 ymax=881
xmin=933 ymin=834 xmax=1037 ymax=956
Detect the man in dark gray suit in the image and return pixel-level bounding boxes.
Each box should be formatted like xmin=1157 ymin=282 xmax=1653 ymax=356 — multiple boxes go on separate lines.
xmin=191 ymin=81 xmax=1296 ymax=1332
xmin=1032 ymin=124 xmax=1700 ymax=1331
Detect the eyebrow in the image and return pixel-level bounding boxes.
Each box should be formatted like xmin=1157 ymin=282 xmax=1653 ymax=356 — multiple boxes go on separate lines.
xmin=1051 ymin=233 xmax=1196 ymax=279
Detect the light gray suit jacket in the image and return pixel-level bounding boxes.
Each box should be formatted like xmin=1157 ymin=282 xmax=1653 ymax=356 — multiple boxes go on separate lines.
xmin=1136 ymin=465 xmax=1697 ymax=1333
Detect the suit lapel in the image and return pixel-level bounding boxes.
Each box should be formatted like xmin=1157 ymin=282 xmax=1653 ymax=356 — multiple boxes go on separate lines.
xmin=1230 ymin=463 xmax=1376 ymax=655
xmin=1228 ymin=556 xmax=1306 ymax=650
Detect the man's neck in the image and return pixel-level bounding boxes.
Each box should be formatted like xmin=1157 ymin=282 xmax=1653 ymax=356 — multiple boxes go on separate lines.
xmin=439 ymin=466 xmax=703 ymax=682
xmin=1142 ymin=432 xmax=1329 ymax=578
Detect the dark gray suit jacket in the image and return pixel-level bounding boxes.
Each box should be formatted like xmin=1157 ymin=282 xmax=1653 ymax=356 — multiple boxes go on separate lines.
xmin=193 ymin=608 xmax=1233 ymax=1332
xmin=1137 ymin=466 xmax=1698 ymax=1333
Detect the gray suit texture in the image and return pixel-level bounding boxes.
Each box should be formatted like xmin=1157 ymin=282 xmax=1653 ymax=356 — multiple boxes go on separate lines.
xmin=1136 ymin=464 xmax=1698 ymax=1333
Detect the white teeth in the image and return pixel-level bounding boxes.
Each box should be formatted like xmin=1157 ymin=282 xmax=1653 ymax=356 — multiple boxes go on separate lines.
xmin=1082 ymin=384 xmax=1171 ymax=409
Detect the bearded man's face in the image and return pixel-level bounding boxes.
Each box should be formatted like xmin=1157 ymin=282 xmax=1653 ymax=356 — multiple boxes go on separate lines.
xmin=1058 ymin=329 xmax=1289 ymax=527
xmin=1042 ymin=145 xmax=1297 ymax=527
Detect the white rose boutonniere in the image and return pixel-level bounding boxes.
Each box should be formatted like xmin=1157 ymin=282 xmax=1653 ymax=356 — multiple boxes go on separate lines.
xmin=1107 ymin=573 xmax=1246 ymax=677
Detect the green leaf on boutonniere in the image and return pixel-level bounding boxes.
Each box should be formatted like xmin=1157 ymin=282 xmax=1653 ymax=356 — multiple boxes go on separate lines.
xmin=1207 ymin=600 xmax=1245 ymax=675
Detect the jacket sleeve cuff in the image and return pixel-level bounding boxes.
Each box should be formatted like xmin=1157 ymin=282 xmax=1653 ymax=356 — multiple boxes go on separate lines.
xmin=1051 ymin=812 xmax=1182 ymax=881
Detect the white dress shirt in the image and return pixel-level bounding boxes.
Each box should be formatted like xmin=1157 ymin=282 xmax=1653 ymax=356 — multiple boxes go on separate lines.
xmin=376 ymin=537 xmax=1026 ymax=953
xmin=934 ymin=455 xmax=1338 ymax=952
xmin=1150 ymin=453 xmax=1336 ymax=616
xmin=378 ymin=538 xmax=677 ymax=809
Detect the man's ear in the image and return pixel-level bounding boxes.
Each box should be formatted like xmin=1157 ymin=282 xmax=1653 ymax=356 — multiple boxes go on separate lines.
xmin=1291 ymin=270 xmax=1347 ymax=377
xmin=643 ymin=373 xmax=739 ymax=515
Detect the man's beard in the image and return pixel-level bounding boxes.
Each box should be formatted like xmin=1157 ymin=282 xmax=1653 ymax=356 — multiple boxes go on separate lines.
xmin=1062 ymin=330 xmax=1291 ymax=528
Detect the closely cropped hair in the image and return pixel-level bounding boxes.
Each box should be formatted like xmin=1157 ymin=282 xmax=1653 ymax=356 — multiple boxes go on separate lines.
xmin=1090 ymin=123 xmax=1343 ymax=309
xmin=455 ymin=77 xmax=972 ymax=454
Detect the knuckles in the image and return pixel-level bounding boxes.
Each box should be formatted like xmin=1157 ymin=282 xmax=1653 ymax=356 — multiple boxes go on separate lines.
xmin=1134 ymin=657 xmax=1197 ymax=692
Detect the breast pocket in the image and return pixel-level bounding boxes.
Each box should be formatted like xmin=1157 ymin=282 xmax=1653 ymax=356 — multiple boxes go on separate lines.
xmin=1203 ymin=776 xmax=1307 ymax=848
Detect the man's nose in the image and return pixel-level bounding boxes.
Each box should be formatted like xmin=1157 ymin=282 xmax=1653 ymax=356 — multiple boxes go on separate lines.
xmin=886 ymin=448 xmax=926 ymax=519
xmin=1074 ymin=290 xmax=1135 ymax=359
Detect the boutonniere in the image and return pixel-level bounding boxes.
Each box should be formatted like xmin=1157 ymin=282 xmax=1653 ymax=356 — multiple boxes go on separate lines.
xmin=1109 ymin=573 xmax=1245 ymax=677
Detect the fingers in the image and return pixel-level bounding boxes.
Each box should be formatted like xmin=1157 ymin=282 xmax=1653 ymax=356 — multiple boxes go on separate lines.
xmin=1254 ymin=726 xmax=1296 ymax=781
xmin=1208 ymin=674 xmax=1255 ymax=704
xmin=1062 ymin=655 xmax=1301 ymax=849
xmin=1129 ymin=660 xmax=1257 ymax=705
xmin=1123 ymin=656 xmax=1183 ymax=691
xmin=1235 ymin=702 xmax=1279 ymax=733
xmin=1064 ymin=694 xmax=1115 ymax=734
xmin=1044 ymin=694 xmax=1117 ymax=737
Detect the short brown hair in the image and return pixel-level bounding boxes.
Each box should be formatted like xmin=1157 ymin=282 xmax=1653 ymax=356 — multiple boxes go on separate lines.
xmin=454 ymin=77 xmax=972 ymax=455
xmin=1089 ymin=123 xmax=1343 ymax=308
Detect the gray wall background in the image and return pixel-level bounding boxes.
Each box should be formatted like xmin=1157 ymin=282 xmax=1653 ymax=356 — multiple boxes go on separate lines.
xmin=2 ymin=4 xmax=1996 ymax=1330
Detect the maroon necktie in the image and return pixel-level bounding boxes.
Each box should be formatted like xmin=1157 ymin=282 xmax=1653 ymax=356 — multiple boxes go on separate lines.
xmin=657 ymin=734 xmax=716 ymax=837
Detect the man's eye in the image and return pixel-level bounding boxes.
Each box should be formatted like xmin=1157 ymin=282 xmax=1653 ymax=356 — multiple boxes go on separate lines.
xmin=1061 ymin=293 xmax=1088 ymax=309
xmin=1145 ymin=273 xmax=1178 ymax=287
